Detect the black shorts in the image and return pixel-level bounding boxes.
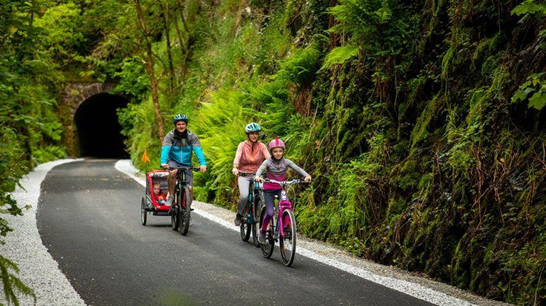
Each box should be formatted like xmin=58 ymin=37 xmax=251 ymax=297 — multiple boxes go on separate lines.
xmin=167 ymin=160 xmax=194 ymax=187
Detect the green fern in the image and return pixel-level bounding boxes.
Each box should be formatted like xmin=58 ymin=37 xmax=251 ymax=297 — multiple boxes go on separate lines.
xmin=320 ymin=45 xmax=359 ymax=71
xmin=275 ymin=47 xmax=320 ymax=85
xmin=0 ymin=255 xmax=36 ymax=306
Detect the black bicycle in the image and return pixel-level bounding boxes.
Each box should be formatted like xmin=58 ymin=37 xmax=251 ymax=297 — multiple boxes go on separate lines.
xmin=169 ymin=166 xmax=200 ymax=236
xmin=237 ymin=172 xmax=263 ymax=247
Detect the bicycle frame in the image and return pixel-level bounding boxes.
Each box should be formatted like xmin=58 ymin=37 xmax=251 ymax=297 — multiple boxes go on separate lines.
xmin=237 ymin=172 xmax=261 ymax=223
xmin=176 ymin=176 xmax=190 ymax=208
xmin=170 ymin=166 xmax=199 ymax=208
xmin=264 ymin=179 xmax=303 ymax=239
xmin=169 ymin=166 xmax=199 ymax=236
xmin=247 ymin=179 xmax=263 ymax=224
xmin=237 ymin=172 xmax=263 ymax=246
xmin=272 ymin=188 xmax=292 ymax=239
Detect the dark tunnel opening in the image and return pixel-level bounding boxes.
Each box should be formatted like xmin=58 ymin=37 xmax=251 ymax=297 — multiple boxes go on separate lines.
xmin=74 ymin=93 xmax=129 ymax=159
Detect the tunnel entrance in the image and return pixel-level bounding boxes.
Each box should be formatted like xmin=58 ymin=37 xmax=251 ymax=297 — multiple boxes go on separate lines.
xmin=74 ymin=93 xmax=129 ymax=158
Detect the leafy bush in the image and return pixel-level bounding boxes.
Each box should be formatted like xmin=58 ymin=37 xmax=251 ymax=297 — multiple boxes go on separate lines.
xmin=512 ymin=73 xmax=545 ymax=110
xmin=111 ymin=0 xmax=546 ymax=304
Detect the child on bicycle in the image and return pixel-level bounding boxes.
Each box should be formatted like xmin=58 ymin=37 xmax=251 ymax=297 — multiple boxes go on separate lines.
xmin=255 ymin=137 xmax=311 ymax=243
xmin=152 ymin=182 xmax=167 ymax=206
xmin=232 ymin=123 xmax=270 ymax=226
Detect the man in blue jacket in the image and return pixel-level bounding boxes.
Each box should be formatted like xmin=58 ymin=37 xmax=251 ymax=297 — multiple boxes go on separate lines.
xmin=161 ymin=114 xmax=207 ymax=206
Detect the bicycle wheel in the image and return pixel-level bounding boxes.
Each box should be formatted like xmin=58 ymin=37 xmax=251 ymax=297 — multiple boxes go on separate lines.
xmin=240 ymin=221 xmax=251 ymax=241
xmin=252 ymin=195 xmax=262 ymax=247
xmin=171 ymin=205 xmax=179 ymax=231
xmin=171 ymin=193 xmax=179 ymax=231
xmin=251 ymin=222 xmax=259 ymax=247
xmin=141 ymin=197 xmax=147 ymax=226
xmin=179 ymin=186 xmax=192 ymax=236
xmin=259 ymin=206 xmax=274 ymax=258
xmin=279 ymin=209 xmax=297 ymax=267
xmin=240 ymin=196 xmax=252 ymax=241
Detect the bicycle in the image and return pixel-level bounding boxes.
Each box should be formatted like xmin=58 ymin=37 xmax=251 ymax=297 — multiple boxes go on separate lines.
xmin=169 ymin=166 xmax=200 ymax=236
xmin=259 ymin=178 xmax=308 ymax=266
xmin=237 ymin=171 xmax=263 ymax=247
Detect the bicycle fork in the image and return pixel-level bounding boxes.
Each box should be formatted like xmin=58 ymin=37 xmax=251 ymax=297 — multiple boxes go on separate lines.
xmin=278 ymin=201 xmax=292 ymax=237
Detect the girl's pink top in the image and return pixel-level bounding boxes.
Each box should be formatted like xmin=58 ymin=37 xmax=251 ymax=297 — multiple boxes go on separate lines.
xmin=233 ymin=140 xmax=270 ymax=173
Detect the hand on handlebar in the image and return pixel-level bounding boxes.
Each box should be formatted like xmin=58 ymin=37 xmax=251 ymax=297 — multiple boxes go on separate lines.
xmin=161 ymin=164 xmax=169 ymax=169
xmin=167 ymin=165 xmax=201 ymax=172
xmin=255 ymin=177 xmax=264 ymax=183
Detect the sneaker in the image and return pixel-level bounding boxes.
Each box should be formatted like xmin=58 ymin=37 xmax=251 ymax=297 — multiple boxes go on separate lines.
xmin=166 ymin=196 xmax=174 ymax=206
xmin=258 ymin=230 xmax=267 ymax=244
xmin=234 ymin=214 xmax=242 ymax=226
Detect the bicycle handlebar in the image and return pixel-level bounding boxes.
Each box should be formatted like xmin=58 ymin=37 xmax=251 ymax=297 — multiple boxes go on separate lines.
xmin=237 ymin=171 xmax=256 ymax=176
xmin=168 ymin=166 xmax=201 ymax=172
xmin=263 ymin=178 xmax=310 ymax=185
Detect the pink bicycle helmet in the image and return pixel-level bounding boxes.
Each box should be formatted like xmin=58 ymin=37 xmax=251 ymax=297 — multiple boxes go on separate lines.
xmin=268 ymin=137 xmax=286 ymax=152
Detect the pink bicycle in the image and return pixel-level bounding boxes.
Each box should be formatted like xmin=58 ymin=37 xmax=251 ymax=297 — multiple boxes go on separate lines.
xmin=259 ymin=178 xmax=308 ymax=266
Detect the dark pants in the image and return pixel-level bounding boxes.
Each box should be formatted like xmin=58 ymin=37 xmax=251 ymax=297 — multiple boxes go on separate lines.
xmin=261 ymin=189 xmax=282 ymax=231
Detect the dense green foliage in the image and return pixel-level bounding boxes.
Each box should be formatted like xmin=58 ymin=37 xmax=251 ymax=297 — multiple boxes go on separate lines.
xmin=1 ymin=0 xmax=544 ymax=304
xmin=113 ymin=1 xmax=545 ymax=304
xmin=0 ymin=0 xmax=77 ymax=303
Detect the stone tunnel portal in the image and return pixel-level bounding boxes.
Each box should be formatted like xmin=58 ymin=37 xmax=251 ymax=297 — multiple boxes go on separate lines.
xmin=74 ymin=93 xmax=129 ymax=158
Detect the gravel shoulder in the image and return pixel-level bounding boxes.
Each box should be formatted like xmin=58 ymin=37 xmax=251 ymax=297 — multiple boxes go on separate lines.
xmin=0 ymin=159 xmax=85 ymax=306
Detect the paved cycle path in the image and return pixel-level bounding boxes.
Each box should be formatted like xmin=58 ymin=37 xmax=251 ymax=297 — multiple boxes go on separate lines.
xmin=37 ymin=160 xmax=433 ymax=306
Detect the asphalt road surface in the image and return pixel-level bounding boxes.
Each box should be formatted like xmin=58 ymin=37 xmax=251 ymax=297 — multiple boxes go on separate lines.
xmin=37 ymin=160 xmax=433 ymax=306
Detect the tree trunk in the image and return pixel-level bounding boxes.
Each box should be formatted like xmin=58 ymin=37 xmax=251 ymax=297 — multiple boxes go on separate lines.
xmin=157 ymin=0 xmax=176 ymax=98
xmin=328 ymin=0 xmax=339 ymax=49
xmin=172 ymin=1 xmax=188 ymax=64
xmin=175 ymin=0 xmax=191 ymax=74
xmin=175 ymin=0 xmax=190 ymax=34
xmin=134 ymin=0 xmax=165 ymax=140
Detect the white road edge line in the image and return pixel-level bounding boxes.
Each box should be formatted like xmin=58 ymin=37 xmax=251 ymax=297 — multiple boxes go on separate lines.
xmin=115 ymin=159 xmax=473 ymax=306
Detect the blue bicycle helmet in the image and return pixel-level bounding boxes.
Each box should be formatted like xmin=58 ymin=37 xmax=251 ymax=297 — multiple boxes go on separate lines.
xmin=245 ymin=122 xmax=261 ymax=134
xmin=173 ymin=114 xmax=189 ymax=124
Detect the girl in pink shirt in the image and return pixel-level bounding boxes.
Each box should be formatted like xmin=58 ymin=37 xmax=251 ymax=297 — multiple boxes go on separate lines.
xmin=232 ymin=123 xmax=270 ymax=225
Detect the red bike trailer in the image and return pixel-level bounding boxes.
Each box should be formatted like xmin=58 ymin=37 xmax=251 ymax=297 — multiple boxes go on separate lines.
xmin=140 ymin=170 xmax=171 ymax=225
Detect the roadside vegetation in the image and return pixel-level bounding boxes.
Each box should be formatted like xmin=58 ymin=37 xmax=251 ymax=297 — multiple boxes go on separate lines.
xmin=0 ymin=1 xmax=544 ymax=304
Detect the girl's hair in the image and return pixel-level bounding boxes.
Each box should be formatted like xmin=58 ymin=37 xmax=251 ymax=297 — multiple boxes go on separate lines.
xmin=153 ymin=182 xmax=161 ymax=188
